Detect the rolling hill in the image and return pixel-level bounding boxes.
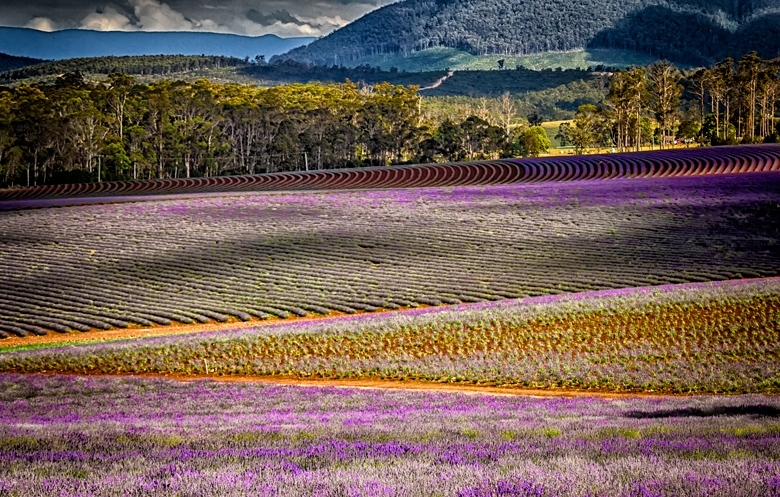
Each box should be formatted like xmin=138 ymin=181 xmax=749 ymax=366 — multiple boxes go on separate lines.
xmin=0 ymin=54 xmax=601 ymax=105
xmin=0 ymin=53 xmax=43 ymax=72
xmin=0 ymin=27 xmax=315 ymax=61
xmin=277 ymin=0 xmax=780 ymax=68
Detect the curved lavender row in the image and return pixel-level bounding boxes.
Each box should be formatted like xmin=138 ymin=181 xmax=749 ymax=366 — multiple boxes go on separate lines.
xmin=1 ymin=144 xmax=778 ymax=204
xmin=20 ymin=277 xmax=775 ymax=352
xmin=3 ymin=277 xmax=780 ymax=394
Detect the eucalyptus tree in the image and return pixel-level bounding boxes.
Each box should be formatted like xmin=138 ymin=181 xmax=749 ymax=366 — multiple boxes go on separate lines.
xmin=689 ymin=68 xmax=710 ymax=127
xmin=714 ymin=58 xmax=735 ymax=142
xmin=104 ymin=72 xmax=136 ymax=141
xmin=11 ymin=85 xmax=51 ymax=186
xmin=737 ymin=52 xmax=763 ymax=140
xmin=0 ymin=91 xmax=20 ymax=185
xmin=167 ymin=79 xmax=224 ymax=178
xmin=758 ymin=59 xmax=780 ymax=139
xmin=647 ymin=60 xmax=682 ymax=149
xmin=143 ymin=81 xmax=175 ymax=179
xmin=569 ymin=104 xmax=601 ymax=154
xmin=607 ymin=67 xmax=647 ymax=152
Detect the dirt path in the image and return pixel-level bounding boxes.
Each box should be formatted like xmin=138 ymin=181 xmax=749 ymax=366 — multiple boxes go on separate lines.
xmin=0 ymin=306 xmax=432 ymax=349
xmin=419 ymin=70 xmax=455 ymax=91
xmin=28 ymin=371 xmax=675 ymax=399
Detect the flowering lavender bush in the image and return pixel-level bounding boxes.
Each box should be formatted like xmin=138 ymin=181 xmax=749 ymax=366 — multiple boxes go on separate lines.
xmin=0 ymin=172 xmax=778 ymax=338
xmin=3 ymin=278 xmax=779 ymax=394
xmin=1 ymin=373 xmax=779 ymax=496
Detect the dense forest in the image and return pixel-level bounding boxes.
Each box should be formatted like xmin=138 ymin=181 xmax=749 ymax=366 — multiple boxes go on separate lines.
xmin=0 ymin=74 xmax=531 ymax=188
xmin=0 ymin=56 xmax=248 ymax=83
xmin=279 ymin=0 xmax=780 ymax=67
xmin=0 ymin=55 xmax=440 ymax=86
xmin=560 ymin=53 xmax=780 ymax=153
xmin=0 ymin=53 xmax=43 ymax=73
xmin=0 ymin=52 xmax=777 ymax=188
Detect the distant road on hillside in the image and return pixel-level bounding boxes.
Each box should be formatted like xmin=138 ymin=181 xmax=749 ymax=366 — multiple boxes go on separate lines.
xmin=0 ymin=27 xmax=315 ymax=61
xmin=419 ymin=70 xmax=455 ymax=91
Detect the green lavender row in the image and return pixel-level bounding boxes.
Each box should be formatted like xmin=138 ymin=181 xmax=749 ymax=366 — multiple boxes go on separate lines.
xmin=3 ymin=278 xmax=779 ymax=394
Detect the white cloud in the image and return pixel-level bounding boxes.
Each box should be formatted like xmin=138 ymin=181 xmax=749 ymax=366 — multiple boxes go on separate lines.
xmin=232 ymin=18 xmax=323 ymax=37
xmin=129 ymin=0 xmax=194 ymax=31
xmin=26 ymin=17 xmax=58 ymax=32
xmin=307 ymin=15 xmax=350 ymax=30
xmin=80 ymin=7 xmax=136 ymax=31
xmin=192 ymin=19 xmax=225 ymax=32
xmin=3 ymin=0 xmax=396 ymax=37
xmin=23 ymin=0 xmax=362 ymax=37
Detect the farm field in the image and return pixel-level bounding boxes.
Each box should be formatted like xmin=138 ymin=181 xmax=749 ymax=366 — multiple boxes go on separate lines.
xmin=0 ymin=169 xmax=779 ymax=340
xmin=3 ymin=146 xmax=780 ymax=495
xmin=2 ymin=278 xmax=780 ymax=394
xmin=1 ymin=373 xmax=780 ymax=496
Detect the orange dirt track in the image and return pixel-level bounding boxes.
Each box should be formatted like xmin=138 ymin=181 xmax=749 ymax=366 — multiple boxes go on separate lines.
xmin=0 ymin=306 xmax=423 ymax=349
xmin=28 ymin=371 xmax=677 ymax=399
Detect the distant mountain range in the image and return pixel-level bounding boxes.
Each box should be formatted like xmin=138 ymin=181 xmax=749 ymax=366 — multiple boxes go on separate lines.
xmin=278 ymin=0 xmax=780 ymax=67
xmin=0 ymin=27 xmax=315 ymax=61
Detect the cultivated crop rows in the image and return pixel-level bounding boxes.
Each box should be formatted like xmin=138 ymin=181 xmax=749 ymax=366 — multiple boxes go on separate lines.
xmin=0 ymin=171 xmax=778 ymax=338
xmin=1 ymin=145 xmax=778 ymax=203
xmin=4 ymin=374 xmax=780 ymax=496
xmin=6 ymin=278 xmax=780 ymax=393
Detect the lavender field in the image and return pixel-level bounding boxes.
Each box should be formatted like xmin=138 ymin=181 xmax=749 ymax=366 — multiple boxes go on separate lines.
xmin=1 ymin=373 xmax=780 ymax=496
xmin=3 ymin=278 xmax=779 ymax=394
xmin=0 ymin=172 xmax=779 ymax=338
xmin=2 ymin=156 xmax=780 ymax=496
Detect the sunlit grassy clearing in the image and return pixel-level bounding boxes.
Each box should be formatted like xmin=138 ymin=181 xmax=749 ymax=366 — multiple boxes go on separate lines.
xmin=348 ymin=48 xmax=665 ymax=72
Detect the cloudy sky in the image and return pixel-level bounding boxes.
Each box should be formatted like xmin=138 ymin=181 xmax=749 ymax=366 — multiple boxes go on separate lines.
xmin=0 ymin=0 xmax=396 ymax=37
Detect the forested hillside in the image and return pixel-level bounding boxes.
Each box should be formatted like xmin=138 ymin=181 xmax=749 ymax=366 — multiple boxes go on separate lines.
xmin=279 ymin=0 xmax=780 ymax=67
xmin=0 ymin=53 xmax=43 ymax=73
xmin=0 ymin=56 xmax=248 ymax=84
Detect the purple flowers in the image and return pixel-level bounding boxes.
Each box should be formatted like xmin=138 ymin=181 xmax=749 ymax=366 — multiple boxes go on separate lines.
xmin=2 ymin=373 xmax=780 ymax=495
xmin=0 ymin=170 xmax=778 ymax=338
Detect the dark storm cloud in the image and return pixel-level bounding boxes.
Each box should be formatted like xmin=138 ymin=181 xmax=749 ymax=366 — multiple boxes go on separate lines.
xmin=246 ymin=8 xmax=312 ymax=27
xmin=0 ymin=0 xmax=395 ymax=36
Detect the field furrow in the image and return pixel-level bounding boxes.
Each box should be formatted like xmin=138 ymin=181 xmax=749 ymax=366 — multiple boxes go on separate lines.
xmin=1 ymin=172 xmax=779 ymax=338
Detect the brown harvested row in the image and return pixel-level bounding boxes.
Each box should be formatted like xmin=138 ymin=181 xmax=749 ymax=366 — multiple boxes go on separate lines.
xmin=2 ymin=144 xmax=779 ymax=203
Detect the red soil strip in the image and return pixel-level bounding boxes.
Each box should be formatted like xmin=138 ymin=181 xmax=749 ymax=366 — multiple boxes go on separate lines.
xmin=0 ymin=306 xmax=429 ymax=349
xmin=28 ymin=371 xmax=677 ymax=399
xmin=171 ymin=375 xmax=679 ymax=398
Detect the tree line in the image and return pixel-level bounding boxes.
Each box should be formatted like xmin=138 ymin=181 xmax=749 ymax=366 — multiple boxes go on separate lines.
xmin=0 ymin=73 xmax=552 ymax=188
xmin=558 ymin=53 xmax=780 ymax=153
xmin=0 ymin=54 xmax=600 ymax=102
xmin=3 ymin=52 xmax=777 ymax=188
xmin=0 ymin=56 xmax=247 ymax=84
